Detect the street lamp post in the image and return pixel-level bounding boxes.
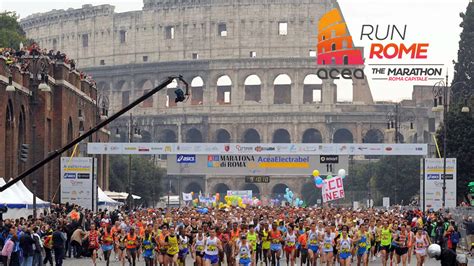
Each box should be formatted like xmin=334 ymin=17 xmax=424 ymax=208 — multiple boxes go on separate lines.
xmin=126 ymin=113 xmax=141 ymax=209
xmin=5 ymin=52 xmax=51 ymax=217
xmin=32 ymin=179 xmax=37 ymax=218
xmin=114 ymin=113 xmax=141 ymax=209
xmin=361 ymin=127 xmax=378 ymax=209
xmin=29 ymin=54 xmax=51 ymax=216
xmin=432 ymin=78 xmax=471 ymax=208
xmin=93 ymin=92 xmax=109 ymax=212
xmin=386 ymin=104 xmax=415 ymax=205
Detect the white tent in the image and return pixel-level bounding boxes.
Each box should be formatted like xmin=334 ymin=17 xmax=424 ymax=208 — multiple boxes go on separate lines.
xmin=104 ymin=191 xmax=141 ymax=200
xmin=98 ymin=187 xmax=122 ymax=208
xmin=0 ymin=178 xmax=50 ymax=219
xmin=17 ymin=180 xmax=50 ymax=207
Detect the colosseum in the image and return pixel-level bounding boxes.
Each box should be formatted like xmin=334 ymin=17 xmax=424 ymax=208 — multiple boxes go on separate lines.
xmin=20 ymin=0 xmax=438 ymax=201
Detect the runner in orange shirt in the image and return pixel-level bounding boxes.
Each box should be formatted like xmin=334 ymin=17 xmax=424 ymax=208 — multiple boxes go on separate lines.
xmin=297 ymin=228 xmax=308 ymax=266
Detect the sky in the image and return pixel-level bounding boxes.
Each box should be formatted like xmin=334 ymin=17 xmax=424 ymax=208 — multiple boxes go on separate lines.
xmin=1 ymin=0 xmax=470 ymax=102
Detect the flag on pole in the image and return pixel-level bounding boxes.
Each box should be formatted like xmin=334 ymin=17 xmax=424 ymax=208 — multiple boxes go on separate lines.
xmin=182 ymin=192 xmax=192 ymax=201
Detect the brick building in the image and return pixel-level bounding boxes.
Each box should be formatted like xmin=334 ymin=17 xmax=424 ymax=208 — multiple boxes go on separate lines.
xmin=0 ymin=55 xmax=109 ymax=202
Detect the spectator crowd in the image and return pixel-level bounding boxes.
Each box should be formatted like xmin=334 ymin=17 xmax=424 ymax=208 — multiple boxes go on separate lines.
xmin=1 ymin=43 xmax=95 ymax=86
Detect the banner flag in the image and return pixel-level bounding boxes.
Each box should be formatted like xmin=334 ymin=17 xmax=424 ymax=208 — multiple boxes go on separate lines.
xmin=322 ymin=176 xmax=345 ymax=203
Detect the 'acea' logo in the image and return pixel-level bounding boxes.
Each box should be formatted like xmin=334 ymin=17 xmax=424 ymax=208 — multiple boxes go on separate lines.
xmin=316 ymin=7 xmax=442 ymax=82
xmin=316 ymin=8 xmax=365 ymax=80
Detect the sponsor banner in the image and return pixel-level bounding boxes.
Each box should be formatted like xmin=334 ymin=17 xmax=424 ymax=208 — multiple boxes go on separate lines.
xmin=322 ymin=176 xmax=345 ymax=203
xmin=227 ymin=190 xmax=252 ymax=199
xmin=198 ymin=195 xmax=216 ymax=203
xmin=60 ymin=157 xmax=94 ymax=210
xmin=420 ymin=158 xmax=456 ymax=211
xmin=176 ymin=154 xmax=196 ymax=163
xmin=320 ymin=155 xmax=339 ymax=163
xmin=167 ymin=155 xmax=349 ymax=176
xmin=88 ymin=143 xmax=428 ymax=156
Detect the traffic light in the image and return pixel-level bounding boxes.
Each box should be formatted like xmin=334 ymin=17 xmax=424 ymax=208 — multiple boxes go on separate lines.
xmin=19 ymin=144 xmax=29 ymax=163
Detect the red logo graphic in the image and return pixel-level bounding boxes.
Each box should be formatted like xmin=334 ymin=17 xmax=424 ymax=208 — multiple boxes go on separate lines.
xmin=224 ymin=145 xmax=230 ymax=152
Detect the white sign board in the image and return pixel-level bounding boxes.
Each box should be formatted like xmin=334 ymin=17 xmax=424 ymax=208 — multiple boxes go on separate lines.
xmin=420 ymin=158 xmax=456 ymax=211
xmin=88 ymin=143 xmax=428 ymax=156
xmin=60 ymin=157 xmax=94 ymax=210
xmin=322 ymin=176 xmax=345 ymax=202
xmin=353 ymin=201 xmax=359 ymax=209
xmin=366 ymin=199 xmax=374 ymax=208
xmin=383 ymin=197 xmax=390 ymax=208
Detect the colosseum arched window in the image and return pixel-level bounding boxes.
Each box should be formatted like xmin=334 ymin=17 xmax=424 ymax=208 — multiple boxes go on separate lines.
xmin=186 ymin=128 xmax=203 ymax=143
xmin=140 ymin=80 xmax=154 ymax=108
xmin=215 ymin=129 xmax=231 ymax=143
xmin=216 ymin=75 xmax=232 ymax=105
xmin=159 ymin=129 xmax=177 ymax=143
xmin=272 ymin=129 xmax=291 ymax=143
xmin=116 ymin=80 xmax=130 ymax=108
xmin=333 ymin=128 xmax=353 ymax=143
xmin=363 ymin=129 xmax=384 ymax=143
xmin=302 ymin=129 xmax=322 ymax=143
xmin=303 ymin=74 xmax=322 ymax=104
xmin=244 ymin=75 xmax=262 ymax=103
xmin=334 ymin=76 xmax=353 ymax=102
xmin=191 ymin=76 xmax=204 ymax=105
xmin=273 ymin=74 xmax=292 ymax=104
xmin=242 ymin=129 xmax=261 ymax=143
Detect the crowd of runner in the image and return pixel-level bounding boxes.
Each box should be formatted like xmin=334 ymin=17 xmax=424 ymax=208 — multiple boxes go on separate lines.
xmin=0 ymin=203 xmax=472 ymax=266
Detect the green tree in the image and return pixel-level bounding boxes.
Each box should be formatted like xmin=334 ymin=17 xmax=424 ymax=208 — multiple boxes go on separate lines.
xmin=436 ymin=110 xmax=474 ymax=202
xmin=301 ymin=178 xmax=321 ymax=206
xmin=452 ymin=2 xmax=473 ymax=98
xmin=345 ymin=162 xmax=371 ymax=191
xmin=109 ymin=155 xmax=165 ymax=206
xmin=342 ymin=161 xmax=374 ymax=205
xmin=0 ymin=12 xmax=29 ymax=49
xmin=374 ymin=156 xmax=420 ymax=205
xmin=437 ymin=1 xmax=474 ymax=203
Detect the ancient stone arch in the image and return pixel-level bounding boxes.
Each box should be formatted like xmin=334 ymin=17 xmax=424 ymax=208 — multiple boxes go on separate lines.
xmin=302 ymin=128 xmax=323 ymax=143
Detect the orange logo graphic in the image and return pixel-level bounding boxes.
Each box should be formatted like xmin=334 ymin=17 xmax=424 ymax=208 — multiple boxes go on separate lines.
xmin=317 ymin=8 xmax=364 ymax=66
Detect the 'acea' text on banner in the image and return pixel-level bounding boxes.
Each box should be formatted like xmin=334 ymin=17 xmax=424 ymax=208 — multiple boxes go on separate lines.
xmin=322 ymin=175 xmax=345 ymax=203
